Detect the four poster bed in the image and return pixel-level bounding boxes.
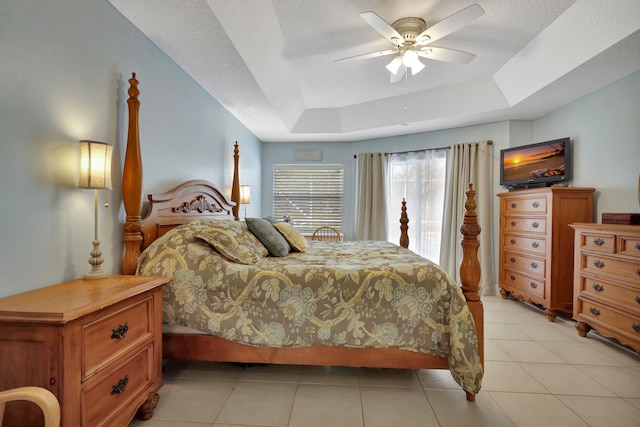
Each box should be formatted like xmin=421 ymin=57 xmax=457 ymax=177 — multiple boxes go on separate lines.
xmin=121 ymin=73 xmax=485 ymax=401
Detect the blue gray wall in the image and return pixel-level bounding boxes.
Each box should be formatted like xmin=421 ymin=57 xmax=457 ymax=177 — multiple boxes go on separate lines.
xmin=0 ymin=0 xmax=261 ymax=297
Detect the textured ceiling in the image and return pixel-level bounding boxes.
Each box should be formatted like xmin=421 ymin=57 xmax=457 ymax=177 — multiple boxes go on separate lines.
xmin=109 ymin=0 xmax=640 ymax=142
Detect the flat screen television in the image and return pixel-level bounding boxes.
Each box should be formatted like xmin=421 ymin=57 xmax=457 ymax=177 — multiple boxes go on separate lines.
xmin=500 ymin=137 xmax=571 ymax=190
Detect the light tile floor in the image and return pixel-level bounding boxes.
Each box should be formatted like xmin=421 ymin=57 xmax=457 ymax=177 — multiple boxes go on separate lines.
xmin=129 ymin=295 xmax=640 ymax=426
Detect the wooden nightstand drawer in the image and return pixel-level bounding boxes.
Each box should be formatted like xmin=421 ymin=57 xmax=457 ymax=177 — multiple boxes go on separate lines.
xmin=502 ymin=269 xmax=545 ymax=299
xmin=579 ymin=276 xmax=640 ymax=311
xmin=580 ymin=232 xmax=615 ymax=253
xmin=503 ymin=234 xmax=547 ymax=256
xmin=504 ymin=217 xmax=547 ymax=235
xmin=82 ymin=295 xmax=153 ymax=379
xmin=504 ymin=196 xmax=547 ymax=214
xmin=582 ymin=253 xmax=640 ymax=282
xmin=82 ymin=344 xmax=153 ymax=427
xmin=503 ymin=251 xmax=545 ymax=278
xmin=620 ymin=236 xmax=640 ymax=259
xmin=576 ymin=299 xmax=640 ymax=342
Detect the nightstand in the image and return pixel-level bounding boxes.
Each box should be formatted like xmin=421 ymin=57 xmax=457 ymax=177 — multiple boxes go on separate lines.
xmin=0 ymin=275 xmax=169 ymax=426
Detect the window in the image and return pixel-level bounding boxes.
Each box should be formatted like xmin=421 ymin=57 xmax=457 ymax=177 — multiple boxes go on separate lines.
xmin=273 ymin=165 xmax=344 ymax=235
xmin=386 ymin=150 xmax=446 ymax=262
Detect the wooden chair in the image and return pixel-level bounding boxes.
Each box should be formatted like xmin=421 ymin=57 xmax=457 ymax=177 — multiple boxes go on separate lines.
xmin=311 ymin=226 xmax=342 ymax=242
xmin=0 ymin=386 xmax=60 ymax=427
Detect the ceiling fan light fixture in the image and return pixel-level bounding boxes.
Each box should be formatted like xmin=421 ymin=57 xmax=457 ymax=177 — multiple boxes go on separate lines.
xmin=385 ymin=56 xmax=402 ymax=75
xmin=402 ymin=49 xmax=418 ymax=67
xmin=410 ymin=59 xmax=425 ymax=75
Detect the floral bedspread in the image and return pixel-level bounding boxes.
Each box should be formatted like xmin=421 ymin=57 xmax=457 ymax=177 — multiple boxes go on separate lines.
xmin=137 ymin=221 xmax=482 ymax=393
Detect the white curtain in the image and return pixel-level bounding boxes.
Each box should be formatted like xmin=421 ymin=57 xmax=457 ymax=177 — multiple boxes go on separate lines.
xmin=440 ymin=140 xmax=494 ymax=295
xmin=355 ymin=153 xmax=388 ymax=240
xmin=387 ymin=150 xmax=446 ymax=262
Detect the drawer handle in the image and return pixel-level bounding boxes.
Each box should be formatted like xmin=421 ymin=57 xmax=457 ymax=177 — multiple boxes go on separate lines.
xmin=532 ymin=222 xmax=539 ymax=228
xmin=532 ymin=242 xmax=539 ymax=249
xmin=510 ymin=257 xmax=516 ymax=263
xmin=530 ymin=282 xmax=538 ymax=289
xmin=592 ymin=283 xmax=604 ymax=292
xmin=593 ymin=260 xmax=605 ymax=269
xmin=589 ymin=307 xmax=601 ymax=316
xmin=510 ymin=239 xmax=516 ymax=245
xmin=532 ymin=201 xmax=540 ymax=208
xmin=635 ymin=296 xmax=640 ymax=305
xmin=111 ymin=375 xmax=129 ymax=395
xmin=593 ymin=238 xmax=605 ymax=246
xmin=633 ymin=324 xmax=640 ymax=334
xmin=531 ymin=262 xmax=538 ymax=269
xmin=511 ymin=221 xmax=517 ymax=227
xmin=511 ymin=203 xmax=517 ymax=209
xmin=510 ymin=275 xmax=516 ymax=281
xmin=111 ymin=322 xmax=129 ymax=340
xmin=635 ymin=242 xmax=640 ymax=250
xmin=636 ymin=269 xmax=640 ymax=277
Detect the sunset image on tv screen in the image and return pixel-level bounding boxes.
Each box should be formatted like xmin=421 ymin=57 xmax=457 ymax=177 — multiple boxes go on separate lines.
xmin=503 ymin=142 xmax=565 ymax=182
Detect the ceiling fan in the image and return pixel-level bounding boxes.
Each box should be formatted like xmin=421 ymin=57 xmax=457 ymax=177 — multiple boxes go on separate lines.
xmin=336 ymin=4 xmax=484 ymax=83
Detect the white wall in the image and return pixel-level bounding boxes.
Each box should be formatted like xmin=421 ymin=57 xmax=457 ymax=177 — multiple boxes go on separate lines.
xmin=0 ymin=0 xmax=261 ymax=297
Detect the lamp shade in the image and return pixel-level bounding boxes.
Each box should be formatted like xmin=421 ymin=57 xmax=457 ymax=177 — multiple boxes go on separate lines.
xmin=79 ymin=140 xmax=113 ymax=190
xmin=240 ymin=185 xmax=251 ymax=204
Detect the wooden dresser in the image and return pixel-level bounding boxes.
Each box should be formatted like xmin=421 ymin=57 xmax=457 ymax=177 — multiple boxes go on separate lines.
xmin=0 ymin=275 xmax=169 ymax=426
xmin=498 ymin=187 xmax=595 ymax=321
xmin=571 ymin=223 xmax=640 ymax=352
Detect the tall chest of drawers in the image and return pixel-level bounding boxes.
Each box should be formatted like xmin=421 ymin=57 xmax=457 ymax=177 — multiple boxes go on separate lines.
xmin=570 ymin=223 xmax=640 ymax=352
xmin=0 ymin=275 xmax=169 ymax=426
xmin=498 ymin=187 xmax=595 ymax=321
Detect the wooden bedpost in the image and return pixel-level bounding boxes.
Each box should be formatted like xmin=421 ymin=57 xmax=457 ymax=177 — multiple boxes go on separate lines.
xmin=399 ymin=198 xmax=409 ymax=249
xmin=231 ymin=142 xmax=240 ymax=220
xmin=459 ymin=183 xmax=484 ymax=373
xmin=122 ymin=72 xmax=144 ymax=275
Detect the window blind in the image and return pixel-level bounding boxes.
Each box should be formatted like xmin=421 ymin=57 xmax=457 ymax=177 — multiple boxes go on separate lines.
xmin=273 ymin=165 xmax=344 ymax=235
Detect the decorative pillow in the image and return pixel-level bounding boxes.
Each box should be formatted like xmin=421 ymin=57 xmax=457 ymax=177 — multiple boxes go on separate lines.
xmin=195 ymin=221 xmax=268 ymax=264
xmin=245 ymin=217 xmax=291 ymax=257
xmin=273 ymin=222 xmax=308 ymax=252
xmin=262 ymin=216 xmax=281 ymax=225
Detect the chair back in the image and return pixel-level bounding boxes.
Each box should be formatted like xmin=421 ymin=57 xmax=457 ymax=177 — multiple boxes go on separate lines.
xmin=0 ymin=386 xmax=60 ymax=427
xmin=311 ymin=226 xmax=342 ymax=242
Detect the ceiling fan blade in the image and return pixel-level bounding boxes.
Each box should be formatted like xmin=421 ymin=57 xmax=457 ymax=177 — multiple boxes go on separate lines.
xmin=334 ymin=48 xmax=397 ymax=62
xmin=360 ymin=11 xmax=404 ymax=46
xmin=417 ymin=47 xmax=476 ymax=64
xmin=415 ymin=4 xmax=484 ymax=46
xmin=390 ymin=65 xmax=406 ymax=83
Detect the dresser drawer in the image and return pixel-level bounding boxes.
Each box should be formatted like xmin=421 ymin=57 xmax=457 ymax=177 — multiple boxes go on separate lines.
xmin=82 ymin=344 xmax=154 ymax=427
xmin=577 ymin=299 xmax=640 ymax=342
xmin=579 ymin=275 xmax=640 ymax=311
xmin=620 ymin=235 xmax=640 ymax=259
xmin=502 ymin=269 xmax=545 ymax=299
xmin=579 ymin=232 xmax=615 ymax=253
xmin=504 ymin=196 xmax=547 ymax=215
xmin=502 ymin=251 xmax=546 ymax=277
xmin=82 ymin=296 xmax=153 ymax=379
xmin=504 ymin=217 xmax=547 ymax=235
xmin=503 ymin=234 xmax=546 ymax=256
xmin=582 ymin=253 xmax=640 ymax=283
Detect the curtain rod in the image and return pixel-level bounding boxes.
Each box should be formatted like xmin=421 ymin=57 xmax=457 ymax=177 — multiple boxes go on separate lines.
xmin=353 ymin=140 xmax=492 ymax=158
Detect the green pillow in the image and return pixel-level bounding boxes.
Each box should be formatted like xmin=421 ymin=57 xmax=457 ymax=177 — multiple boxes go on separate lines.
xmin=246 ymin=217 xmax=291 ymax=257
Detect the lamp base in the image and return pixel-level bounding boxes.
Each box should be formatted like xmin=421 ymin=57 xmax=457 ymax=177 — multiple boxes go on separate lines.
xmin=84 ymin=239 xmax=109 ymax=280
xmin=83 ymin=270 xmax=109 ymax=280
